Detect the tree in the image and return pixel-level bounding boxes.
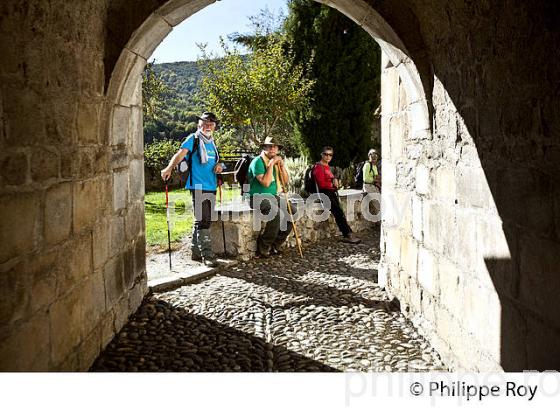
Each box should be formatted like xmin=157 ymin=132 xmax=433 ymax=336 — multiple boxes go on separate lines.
xmin=142 ymin=61 xmax=172 ymax=122
xmin=197 ymin=36 xmax=314 ymax=152
xmin=284 ymin=0 xmax=381 ymax=167
xmin=228 ymin=6 xmax=286 ymax=51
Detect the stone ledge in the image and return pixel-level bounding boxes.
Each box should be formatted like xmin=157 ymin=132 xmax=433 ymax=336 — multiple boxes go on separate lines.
xmin=211 ymin=190 xmax=377 ymax=260
xmin=148 ymin=259 xmax=238 ymax=293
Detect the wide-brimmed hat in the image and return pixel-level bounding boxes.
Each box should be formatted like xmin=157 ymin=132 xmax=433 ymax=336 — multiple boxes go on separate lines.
xmin=260 ymin=136 xmax=283 ymax=149
xmin=196 ymin=112 xmax=219 ymax=124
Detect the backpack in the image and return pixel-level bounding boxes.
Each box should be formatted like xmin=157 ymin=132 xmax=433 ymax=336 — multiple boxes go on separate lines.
xmin=355 ymin=161 xmax=381 ymax=189
xmin=176 ymin=135 xmax=200 ymax=185
xmin=234 ymin=154 xmax=254 ymax=194
xmin=303 ymin=164 xmax=318 ymax=195
xmin=354 ymin=161 xmax=366 ymax=187
xmin=176 ymin=135 xmax=220 ymax=186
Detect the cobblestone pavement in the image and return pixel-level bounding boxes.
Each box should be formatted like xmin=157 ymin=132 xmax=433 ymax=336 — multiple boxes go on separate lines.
xmin=91 ymin=228 xmax=447 ymax=372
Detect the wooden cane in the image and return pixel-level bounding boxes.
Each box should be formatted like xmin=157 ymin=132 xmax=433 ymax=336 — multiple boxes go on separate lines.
xmin=276 ymin=164 xmax=304 ymax=258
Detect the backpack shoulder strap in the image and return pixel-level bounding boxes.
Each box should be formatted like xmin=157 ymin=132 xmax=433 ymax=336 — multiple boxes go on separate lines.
xmin=187 ymin=134 xmax=199 ymax=186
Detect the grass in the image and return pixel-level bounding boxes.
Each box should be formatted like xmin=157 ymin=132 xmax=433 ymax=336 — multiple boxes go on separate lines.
xmin=144 ymin=184 xmax=241 ymax=250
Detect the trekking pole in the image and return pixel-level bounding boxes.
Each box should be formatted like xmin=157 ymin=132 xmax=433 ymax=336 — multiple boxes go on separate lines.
xmin=218 ymin=175 xmax=227 ymax=257
xmin=164 ymin=177 xmax=172 ymax=271
xmin=276 ymin=164 xmax=304 ymax=258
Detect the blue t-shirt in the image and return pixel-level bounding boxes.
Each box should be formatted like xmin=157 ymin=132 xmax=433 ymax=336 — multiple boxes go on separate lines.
xmin=180 ymin=134 xmax=218 ymax=191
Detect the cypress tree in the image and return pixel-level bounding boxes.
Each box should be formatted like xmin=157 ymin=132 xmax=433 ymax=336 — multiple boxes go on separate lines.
xmin=285 ymin=0 xmax=381 ymax=167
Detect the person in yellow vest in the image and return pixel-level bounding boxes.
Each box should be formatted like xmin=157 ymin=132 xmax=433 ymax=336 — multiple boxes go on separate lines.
xmin=362 ymin=148 xmax=380 ymax=193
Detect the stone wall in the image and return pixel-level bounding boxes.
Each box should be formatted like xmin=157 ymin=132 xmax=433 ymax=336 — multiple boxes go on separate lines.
xmin=0 ymin=0 xmax=147 ymax=370
xmin=210 ymin=190 xmax=377 ymax=259
xmin=378 ymin=16 xmax=560 ymax=370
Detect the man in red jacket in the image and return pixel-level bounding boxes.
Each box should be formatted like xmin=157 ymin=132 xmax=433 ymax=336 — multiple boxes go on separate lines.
xmin=312 ymin=146 xmax=361 ymax=244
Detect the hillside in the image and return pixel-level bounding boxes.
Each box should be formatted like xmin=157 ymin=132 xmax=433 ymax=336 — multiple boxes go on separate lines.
xmin=152 ymin=60 xmax=202 ymax=109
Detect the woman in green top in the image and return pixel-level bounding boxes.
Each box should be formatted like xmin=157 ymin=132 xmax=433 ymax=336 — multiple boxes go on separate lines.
xmin=362 ymin=149 xmax=380 ymax=193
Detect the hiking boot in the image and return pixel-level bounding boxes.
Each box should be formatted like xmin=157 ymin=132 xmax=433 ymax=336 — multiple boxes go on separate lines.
xmin=256 ymin=241 xmax=271 ymax=258
xmin=270 ymin=244 xmax=284 ymax=255
xmin=256 ymin=251 xmax=270 ymax=259
xmin=203 ymin=258 xmax=219 ymax=268
xmin=342 ymin=233 xmax=361 ymax=244
xmin=191 ymin=253 xmax=202 ymax=262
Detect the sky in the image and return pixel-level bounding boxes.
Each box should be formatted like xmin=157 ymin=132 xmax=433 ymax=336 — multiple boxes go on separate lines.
xmin=150 ymin=0 xmax=289 ymax=63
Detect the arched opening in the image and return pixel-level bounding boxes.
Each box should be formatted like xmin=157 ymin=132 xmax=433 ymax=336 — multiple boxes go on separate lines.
xmin=94 ymin=0 xmax=442 ymax=372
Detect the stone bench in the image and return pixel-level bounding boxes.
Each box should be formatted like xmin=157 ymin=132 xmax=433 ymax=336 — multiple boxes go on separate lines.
xmin=210 ymin=189 xmax=378 ymax=260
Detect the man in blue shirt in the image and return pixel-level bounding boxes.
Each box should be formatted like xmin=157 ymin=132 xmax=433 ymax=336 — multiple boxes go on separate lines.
xmin=161 ymin=112 xmax=223 ymax=267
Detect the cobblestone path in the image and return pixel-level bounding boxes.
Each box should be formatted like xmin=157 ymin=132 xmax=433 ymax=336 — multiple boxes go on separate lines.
xmin=91 ymin=229 xmax=446 ymax=372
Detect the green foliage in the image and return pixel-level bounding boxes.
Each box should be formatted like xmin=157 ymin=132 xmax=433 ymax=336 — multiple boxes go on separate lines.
xmin=284 ymin=0 xmax=382 ymax=167
xmin=142 ymin=60 xmax=205 ymax=144
xmin=142 ymin=62 xmax=172 ymax=122
xmin=229 ymin=6 xmax=286 ymax=51
xmin=144 ymin=139 xmax=181 ymax=175
xmin=197 ymin=36 xmax=314 ymax=150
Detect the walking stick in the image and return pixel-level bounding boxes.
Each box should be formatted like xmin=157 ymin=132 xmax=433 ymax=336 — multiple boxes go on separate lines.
xmin=276 ymin=164 xmax=304 ymax=258
xmin=218 ymin=175 xmax=227 ymax=257
xmin=164 ymin=178 xmax=172 ymax=271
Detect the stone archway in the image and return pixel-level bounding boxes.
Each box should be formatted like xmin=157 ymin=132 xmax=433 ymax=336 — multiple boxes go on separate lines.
xmin=2 ymin=0 xmax=558 ymax=372
xmin=103 ymin=0 xmax=435 ymax=369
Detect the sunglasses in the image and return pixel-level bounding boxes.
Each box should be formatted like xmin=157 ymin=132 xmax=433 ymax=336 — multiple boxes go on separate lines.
xmin=322 ymin=152 xmax=333 ymax=157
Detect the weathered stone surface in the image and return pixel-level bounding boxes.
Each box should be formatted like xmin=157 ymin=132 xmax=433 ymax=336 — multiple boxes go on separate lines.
xmin=0 ymin=311 xmax=50 ymax=371
xmin=49 ymin=288 xmax=84 ymax=366
xmin=417 ymin=247 xmax=437 ymax=296
xmin=122 ymin=247 xmax=136 ymax=290
xmin=125 ymin=202 xmax=145 ymax=241
xmin=2 ymin=87 xmax=45 ymax=146
xmin=0 ymin=193 xmax=40 ymax=264
xmin=31 ymin=148 xmax=60 ymax=183
xmin=128 ymin=159 xmax=144 ymax=202
xmin=93 ymin=219 xmax=110 ymax=271
xmin=127 ymin=14 xmax=172 ymax=59
xmin=44 ymin=182 xmax=72 ymax=246
xmin=130 ymin=106 xmax=143 ymax=156
xmin=0 ymin=262 xmax=30 ymax=324
xmin=110 ymin=215 xmax=125 ymax=258
xmin=134 ymin=236 xmax=147 ymax=277
xmin=55 ymin=234 xmax=93 ymax=297
xmin=28 ymin=250 xmax=57 ymax=315
xmin=0 ymin=150 xmax=28 ymax=185
xmin=156 ymin=0 xmax=216 ymax=26
xmin=82 ymin=270 xmax=106 ymax=328
xmin=77 ymin=101 xmax=100 ymax=144
xmin=113 ymin=170 xmax=128 ymax=211
xmin=104 ymin=256 xmax=124 ymax=308
xmin=78 ymin=327 xmax=101 ymax=371
xmin=73 ymin=178 xmax=100 ymax=233
xmin=111 ymin=106 xmax=131 ymax=146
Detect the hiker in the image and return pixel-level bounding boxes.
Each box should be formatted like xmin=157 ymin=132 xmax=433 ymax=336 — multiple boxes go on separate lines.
xmin=248 ymin=137 xmax=293 ymax=257
xmin=362 ymin=148 xmax=381 ymax=193
xmin=313 ymin=146 xmax=361 ymax=244
xmin=160 ymin=112 xmax=223 ymax=267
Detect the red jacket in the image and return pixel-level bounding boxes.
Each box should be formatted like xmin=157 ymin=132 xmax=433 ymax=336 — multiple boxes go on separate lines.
xmin=313 ymin=162 xmax=336 ymax=190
